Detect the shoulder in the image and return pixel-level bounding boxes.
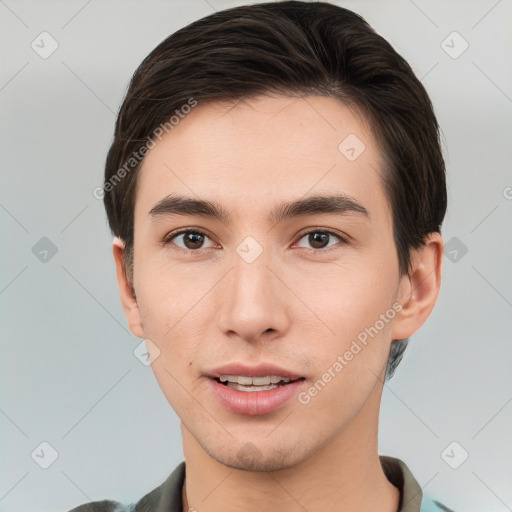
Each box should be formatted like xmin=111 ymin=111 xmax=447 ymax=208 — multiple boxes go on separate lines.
xmin=379 ymin=455 xmax=458 ymax=512
xmin=65 ymin=462 xmax=186 ymax=512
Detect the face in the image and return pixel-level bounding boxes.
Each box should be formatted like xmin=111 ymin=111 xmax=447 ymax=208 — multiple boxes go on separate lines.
xmin=122 ymin=94 xmax=413 ymax=471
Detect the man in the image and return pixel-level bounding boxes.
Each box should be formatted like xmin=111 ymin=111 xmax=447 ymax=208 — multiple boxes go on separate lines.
xmin=70 ymin=1 xmax=453 ymax=511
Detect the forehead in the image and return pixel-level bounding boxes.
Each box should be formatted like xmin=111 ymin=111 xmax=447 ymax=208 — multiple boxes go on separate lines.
xmin=135 ymin=94 xmax=389 ymax=226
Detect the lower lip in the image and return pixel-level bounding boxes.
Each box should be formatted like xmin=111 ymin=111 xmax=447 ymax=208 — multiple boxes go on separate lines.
xmin=207 ymin=378 xmax=306 ymax=416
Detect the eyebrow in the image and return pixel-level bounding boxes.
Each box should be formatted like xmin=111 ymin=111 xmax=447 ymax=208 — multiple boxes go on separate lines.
xmin=148 ymin=193 xmax=369 ymax=224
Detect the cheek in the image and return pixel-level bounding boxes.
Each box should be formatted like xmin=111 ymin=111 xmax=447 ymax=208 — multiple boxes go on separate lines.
xmin=296 ymin=260 xmax=398 ymax=398
xmin=299 ymin=259 xmax=397 ymax=336
xmin=143 ymin=304 xmax=206 ymax=414
xmin=297 ymin=288 xmax=396 ymax=419
xmin=135 ymin=252 xmax=209 ymax=332
xmin=134 ymin=266 xmax=209 ymax=385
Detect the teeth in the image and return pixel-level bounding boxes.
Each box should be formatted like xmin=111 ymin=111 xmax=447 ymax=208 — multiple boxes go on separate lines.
xmin=227 ymin=382 xmax=279 ymax=392
xmin=218 ymin=375 xmax=292 ymax=385
xmin=252 ymin=376 xmax=271 ymax=385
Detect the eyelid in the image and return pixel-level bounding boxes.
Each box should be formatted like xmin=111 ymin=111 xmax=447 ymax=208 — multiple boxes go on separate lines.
xmin=162 ymin=227 xmax=218 ymax=251
xmin=293 ymin=228 xmax=349 ymax=251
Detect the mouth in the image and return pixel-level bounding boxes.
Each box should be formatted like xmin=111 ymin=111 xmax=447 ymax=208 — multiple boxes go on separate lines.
xmin=205 ymin=363 xmax=307 ymax=416
xmin=208 ymin=376 xmax=307 ymax=416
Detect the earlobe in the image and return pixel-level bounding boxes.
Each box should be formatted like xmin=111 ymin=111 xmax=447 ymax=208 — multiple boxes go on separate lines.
xmin=112 ymin=237 xmax=145 ymax=339
xmin=392 ymin=232 xmax=443 ymax=340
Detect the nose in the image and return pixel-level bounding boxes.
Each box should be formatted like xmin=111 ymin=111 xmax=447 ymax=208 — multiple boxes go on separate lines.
xmin=216 ymin=247 xmax=290 ymax=343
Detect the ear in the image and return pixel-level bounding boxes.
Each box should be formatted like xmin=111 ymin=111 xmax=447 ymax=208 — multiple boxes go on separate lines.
xmin=112 ymin=237 xmax=145 ymax=339
xmin=392 ymin=232 xmax=443 ymax=340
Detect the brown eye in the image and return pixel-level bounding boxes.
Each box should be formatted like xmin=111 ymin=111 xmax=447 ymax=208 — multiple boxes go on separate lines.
xmin=296 ymin=230 xmax=344 ymax=251
xmin=308 ymin=232 xmax=329 ymax=249
xmin=164 ymin=230 xmax=216 ymax=251
xmin=182 ymin=232 xmax=205 ymax=249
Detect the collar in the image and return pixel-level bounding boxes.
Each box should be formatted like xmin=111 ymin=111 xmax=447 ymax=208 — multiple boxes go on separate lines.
xmin=144 ymin=455 xmax=423 ymax=512
xmin=380 ymin=455 xmax=423 ymax=511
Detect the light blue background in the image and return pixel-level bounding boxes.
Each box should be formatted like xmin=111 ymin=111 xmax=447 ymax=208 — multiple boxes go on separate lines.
xmin=1 ymin=1 xmax=511 ymax=511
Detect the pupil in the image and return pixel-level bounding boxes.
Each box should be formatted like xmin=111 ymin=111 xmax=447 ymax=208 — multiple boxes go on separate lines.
xmin=309 ymin=232 xmax=328 ymax=249
xmin=185 ymin=232 xmax=204 ymax=249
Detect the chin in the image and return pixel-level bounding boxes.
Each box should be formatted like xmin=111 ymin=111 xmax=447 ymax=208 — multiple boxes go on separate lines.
xmin=203 ymin=439 xmax=310 ymax=472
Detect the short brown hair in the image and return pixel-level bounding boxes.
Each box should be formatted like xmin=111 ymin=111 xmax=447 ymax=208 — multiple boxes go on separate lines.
xmin=103 ymin=0 xmax=447 ymax=378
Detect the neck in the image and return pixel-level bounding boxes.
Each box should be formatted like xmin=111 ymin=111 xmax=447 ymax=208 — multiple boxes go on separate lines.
xmin=181 ymin=381 xmax=399 ymax=512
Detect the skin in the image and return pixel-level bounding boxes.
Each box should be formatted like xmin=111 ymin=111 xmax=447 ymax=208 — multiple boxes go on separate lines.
xmin=113 ymin=94 xmax=443 ymax=512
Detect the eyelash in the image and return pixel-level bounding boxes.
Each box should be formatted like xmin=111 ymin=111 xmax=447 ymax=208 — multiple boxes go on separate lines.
xmin=162 ymin=228 xmax=348 ymax=254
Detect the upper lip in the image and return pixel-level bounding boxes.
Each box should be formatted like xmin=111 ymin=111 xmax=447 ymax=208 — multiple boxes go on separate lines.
xmin=206 ymin=362 xmax=304 ymax=380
